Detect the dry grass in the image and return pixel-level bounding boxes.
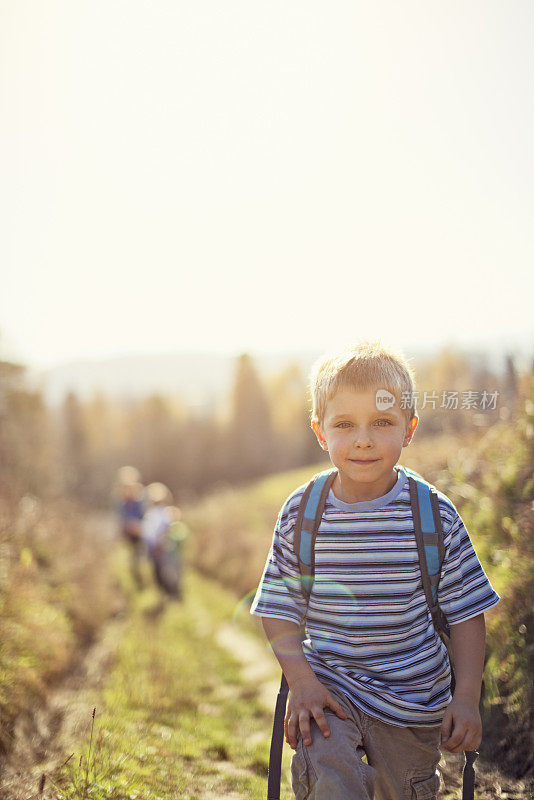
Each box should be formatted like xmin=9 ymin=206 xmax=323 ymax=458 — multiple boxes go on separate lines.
xmin=0 ymin=496 xmax=119 ymax=754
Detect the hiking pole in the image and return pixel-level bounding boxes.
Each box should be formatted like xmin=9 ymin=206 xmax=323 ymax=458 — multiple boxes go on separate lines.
xmin=462 ymin=750 xmax=478 ymax=800
xmin=267 ymin=672 xmax=289 ymax=800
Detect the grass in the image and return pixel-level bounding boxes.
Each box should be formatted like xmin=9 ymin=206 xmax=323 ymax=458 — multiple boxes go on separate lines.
xmin=51 ymin=555 xmax=291 ymax=800
xmin=4 ymin=383 xmax=532 ymax=795
xmin=46 ymin=551 xmax=477 ymax=800
xmin=184 ymin=461 xmax=331 ymax=600
xmin=0 ymin=499 xmax=118 ymax=754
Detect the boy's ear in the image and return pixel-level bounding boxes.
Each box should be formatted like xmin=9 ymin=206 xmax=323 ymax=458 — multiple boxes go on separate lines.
xmin=312 ymin=419 xmax=328 ymax=450
xmin=403 ymin=414 xmax=419 ymax=447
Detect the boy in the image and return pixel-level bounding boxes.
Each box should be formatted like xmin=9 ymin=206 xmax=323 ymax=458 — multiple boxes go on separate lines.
xmin=143 ymin=482 xmax=173 ymax=593
xmin=250 ymin=341 xmax=499 ymax=800
xmin=114 ymin=466 xmax=146 ymax=587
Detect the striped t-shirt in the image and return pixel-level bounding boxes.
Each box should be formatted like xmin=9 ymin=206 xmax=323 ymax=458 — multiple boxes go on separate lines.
xmin=250 ymin=464 xmax=500 ymax=727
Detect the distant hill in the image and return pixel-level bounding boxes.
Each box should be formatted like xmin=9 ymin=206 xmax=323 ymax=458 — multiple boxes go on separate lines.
xmin=27 ymin=340 xmax=530 ymax=408
xmin=34 ymin=351 xmax=321 ymax=408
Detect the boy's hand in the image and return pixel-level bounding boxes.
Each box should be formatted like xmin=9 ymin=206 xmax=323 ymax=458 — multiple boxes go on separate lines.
xmin=440 ymin=695 xmax=482 ymax=753
xmin=284 ymin=675 xmax=348 ymax=750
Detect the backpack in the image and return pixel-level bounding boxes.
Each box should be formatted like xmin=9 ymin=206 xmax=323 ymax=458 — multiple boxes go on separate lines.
xmin=266 ymin=466 xmax=478 ymax=800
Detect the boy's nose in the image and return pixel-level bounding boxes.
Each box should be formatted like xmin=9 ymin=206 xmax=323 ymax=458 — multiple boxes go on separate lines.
xmin=352 ymin=430 xmax=373 ymax=447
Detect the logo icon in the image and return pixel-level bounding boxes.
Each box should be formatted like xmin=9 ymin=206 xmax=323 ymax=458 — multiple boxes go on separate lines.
xmin=376 ymin=389 xmax=395 ymax=411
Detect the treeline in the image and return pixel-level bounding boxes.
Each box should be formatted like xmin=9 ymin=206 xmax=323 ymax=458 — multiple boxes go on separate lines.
xmin=0 ymin=348 xmax=525 ymax=507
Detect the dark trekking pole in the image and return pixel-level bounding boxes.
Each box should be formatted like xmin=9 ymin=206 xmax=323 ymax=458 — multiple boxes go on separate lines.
xmin=462 ymin=750 xmax=478 ymax=800
xmin=267 ymin=673 xmax=289 ymax=800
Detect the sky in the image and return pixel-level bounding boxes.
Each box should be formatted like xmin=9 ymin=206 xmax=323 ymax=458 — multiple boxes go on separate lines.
xmin=1 ymin=0 xmax=533 ymax=369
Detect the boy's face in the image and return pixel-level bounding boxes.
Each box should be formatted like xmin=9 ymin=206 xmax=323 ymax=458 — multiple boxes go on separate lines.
xmin=312 ymin=386 xmax=418 ymax=502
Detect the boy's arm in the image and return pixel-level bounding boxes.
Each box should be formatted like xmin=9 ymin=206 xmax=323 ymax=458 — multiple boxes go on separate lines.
xmin=261 ymin=617 xmax=316 ymax=686
xmin=440 ymin=613 xmax=486 ymax=753
xmin=261 ymin=617 xmax=348 ymax=749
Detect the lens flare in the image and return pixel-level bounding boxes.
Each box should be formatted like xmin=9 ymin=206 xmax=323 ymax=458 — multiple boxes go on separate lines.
xmin=232 ymin=578 xmax=359 ymax=644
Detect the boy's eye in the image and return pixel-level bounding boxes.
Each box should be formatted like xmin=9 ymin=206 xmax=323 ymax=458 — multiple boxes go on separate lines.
xmin=335 ymin=420 xmax=392 ymax=428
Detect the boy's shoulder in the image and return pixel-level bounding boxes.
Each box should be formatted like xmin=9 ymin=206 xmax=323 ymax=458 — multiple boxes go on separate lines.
xmin=403 ymin=465 xmax=460 ymax=532
xmin=274 ymin=477 xmax=316 ymax=534
xmin=279 ymin=479 xmax=310 ymax=513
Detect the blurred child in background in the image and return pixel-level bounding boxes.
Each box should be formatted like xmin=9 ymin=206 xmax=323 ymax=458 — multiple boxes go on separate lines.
xmin=114 ymin=466 xmax=146 ymax=587
xmin=143 ymin=482 xmax=183 ymax=598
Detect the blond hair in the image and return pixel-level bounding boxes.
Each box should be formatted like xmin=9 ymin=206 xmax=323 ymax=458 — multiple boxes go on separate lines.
xmin=116 ymin=465 xmax=141 ymax=486
xmin=146 ymin=482 xmax=172 ymax=505
xmin=310 ymin=340 xmax=417 ymax=426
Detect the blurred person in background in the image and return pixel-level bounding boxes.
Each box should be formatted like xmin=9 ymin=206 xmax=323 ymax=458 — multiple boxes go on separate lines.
xmin=114 ymin=466 xmax=146 ymax=588
xmin=143 ymin=482 xmax=182 ymax=598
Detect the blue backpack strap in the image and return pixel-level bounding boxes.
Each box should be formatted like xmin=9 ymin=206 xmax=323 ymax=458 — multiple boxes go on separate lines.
xmin=293 ymin=468 xmax=338 ymax=600
xmin=406 ymin=469 xmax=449 ymax=638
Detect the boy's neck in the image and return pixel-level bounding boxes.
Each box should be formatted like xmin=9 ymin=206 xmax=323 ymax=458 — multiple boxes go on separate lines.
xmin=332 ymin=466 xmax=399 ymax=504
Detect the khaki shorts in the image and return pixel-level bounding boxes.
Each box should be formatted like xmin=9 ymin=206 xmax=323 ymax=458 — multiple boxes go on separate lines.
xmin=291 ymin=683 xmax=442 ymax=800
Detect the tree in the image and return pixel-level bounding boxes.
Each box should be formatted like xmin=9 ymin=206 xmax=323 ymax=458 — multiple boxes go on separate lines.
xmin=503 ymin=353 xmax=519 ymax=414
xmin=267 ymin=363 xmax=319 ymax=469
xmin=0 ymin=360 xmax=53 ymax=499
xmin=61 ymin=392 xmax=91 ymax=501
xmin=227 ymin=354 xmax=275 ymax=481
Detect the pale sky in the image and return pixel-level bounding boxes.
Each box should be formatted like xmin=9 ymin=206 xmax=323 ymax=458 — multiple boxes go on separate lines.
xmin=1 ymin=0 xmax=533 ymax=369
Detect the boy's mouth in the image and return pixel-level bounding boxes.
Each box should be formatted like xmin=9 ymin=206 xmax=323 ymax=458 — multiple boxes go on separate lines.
xmin=350 ymin=458 xmax=379 ymax=464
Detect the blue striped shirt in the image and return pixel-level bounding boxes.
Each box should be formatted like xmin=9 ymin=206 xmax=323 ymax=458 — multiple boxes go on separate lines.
xmin=250 ymin=464 xmax=500 ymax=727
